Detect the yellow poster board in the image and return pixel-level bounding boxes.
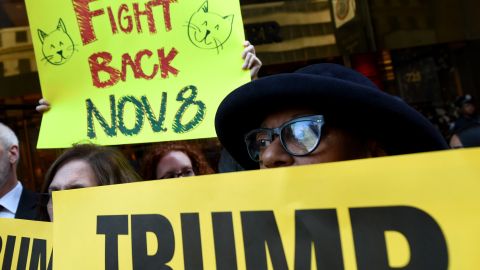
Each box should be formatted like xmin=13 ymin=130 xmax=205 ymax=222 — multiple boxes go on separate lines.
xmin=25 ymin=0 xmax=250 ymax=148
xmin=52 ymin=148 xmax=480 ymax=269
xmin=0 ymin=219 xmax=53 ymax=270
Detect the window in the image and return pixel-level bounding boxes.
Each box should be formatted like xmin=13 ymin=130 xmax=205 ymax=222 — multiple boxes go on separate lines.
xmin=15 ymin=31 xmax=28 ymax=43
xmin=18 ymin=59 xmax=30 ymax=73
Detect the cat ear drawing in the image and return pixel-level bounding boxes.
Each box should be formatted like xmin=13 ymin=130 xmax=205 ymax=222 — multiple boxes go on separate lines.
xmin=57 ymin=18 xmax=67 ymax=33
xmin=223 ymin=14 xmax=234 ymax=24
xmin=38 ymin=29 xmax=48 ymax=44
xmin=198 ymin=0 xmax=208 ymax=13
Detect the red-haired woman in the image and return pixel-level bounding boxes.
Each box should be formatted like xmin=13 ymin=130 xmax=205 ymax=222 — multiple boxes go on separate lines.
xmin=141 ymin=141 xmax=214 ymax=180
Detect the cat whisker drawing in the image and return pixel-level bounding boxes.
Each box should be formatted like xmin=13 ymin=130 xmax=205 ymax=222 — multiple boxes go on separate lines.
xmin=187 ymin=0 xmax=234 ymax=54
xmin=213 ymin=38 xmax=223 ymax=54
xmin=183 ymin=22 xmax=200 ymax=32
xmin=41 ymin=55 xmax=54 ymax=62
xmin=38 ymin=18 xmax=76 ymax=66
xmin=67 ymin=44 xmax=79 ymax=52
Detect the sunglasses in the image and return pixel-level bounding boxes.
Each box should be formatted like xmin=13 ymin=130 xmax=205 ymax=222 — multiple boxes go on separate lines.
xmin=245 ymin=115 xmax=325 ymax=162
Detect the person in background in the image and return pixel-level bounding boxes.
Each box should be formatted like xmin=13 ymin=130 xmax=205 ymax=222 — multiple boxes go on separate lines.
xmin=0 ymin=122 xmax=40 ymax=220
xmin=452 ymin=94 xmax=480 ymax=132
xmin=40 ymin=144 xmax=141 ymax=221
xmin=141 ymin=141 xmax=214 ymax=180
xmin=215 ymin=63 xmax=448 ymax=170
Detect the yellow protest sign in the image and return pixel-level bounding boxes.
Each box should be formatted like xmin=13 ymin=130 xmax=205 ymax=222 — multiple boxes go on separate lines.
xmin=0 ymin=219 xmax=53 ymax=270
xmin=51 ymin=148 xmax=480 ymax=269
xmin=25 ymin=0 xmax=249 ymax=148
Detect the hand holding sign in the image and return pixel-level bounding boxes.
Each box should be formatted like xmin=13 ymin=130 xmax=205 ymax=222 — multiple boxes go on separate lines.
xmin=36 ymin=98 xmax=50 ymax=113
xmin=242 ymin=40 xmax=262 ymax=79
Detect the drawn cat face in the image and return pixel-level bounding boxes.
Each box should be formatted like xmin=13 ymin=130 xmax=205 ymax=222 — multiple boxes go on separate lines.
xmin=187 ymin=0 xmax=234 ymax=53
xmin=38 ymin=19 xmax=76 ymax=65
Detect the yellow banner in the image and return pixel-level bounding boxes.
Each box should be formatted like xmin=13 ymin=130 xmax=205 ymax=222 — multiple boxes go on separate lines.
xmin=0 ymin=219 xmax=53 ymax=270
xmin=25 ymin=0 xmax=249 ymax=148
xmin=51 ymin=148 xmax=480 ymax=269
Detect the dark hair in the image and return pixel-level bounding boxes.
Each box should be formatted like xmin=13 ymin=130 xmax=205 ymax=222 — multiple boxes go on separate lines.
xmin=39 ymin=144 xmax=142 ymax=220
xmin=140 ymin=141 xmax=214 ymax=180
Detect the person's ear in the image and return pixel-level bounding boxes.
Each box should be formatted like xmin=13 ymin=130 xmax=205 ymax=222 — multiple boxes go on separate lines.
xmin=8 ymin=145 xmax=19 ymax=165
xmin=366 ymin=141 xmax=387 ymax=157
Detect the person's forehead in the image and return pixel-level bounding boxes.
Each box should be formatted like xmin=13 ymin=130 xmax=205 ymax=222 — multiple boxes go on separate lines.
xmin=51 ymin=160 xmax=94 ymax=183
xmin=156 ymin=151 xmax=193 ymax=175
xmin=158 ymin=151 xmax=192 ymax=167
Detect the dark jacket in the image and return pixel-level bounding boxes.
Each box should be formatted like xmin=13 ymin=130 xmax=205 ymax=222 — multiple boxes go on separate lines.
xmin=453 ymin=115 xmax=480 ymax=132
xmin=14 ymin=188 xmax=40 ymax=221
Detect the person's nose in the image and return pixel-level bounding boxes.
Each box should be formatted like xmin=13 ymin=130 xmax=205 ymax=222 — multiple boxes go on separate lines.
xmin=260 ymin=137 xmax=294 ymax=168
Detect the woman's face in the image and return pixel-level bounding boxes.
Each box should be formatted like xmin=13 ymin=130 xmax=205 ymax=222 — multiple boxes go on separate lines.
xmin=155 ymin=151 xmax=195 ymax=179
xmin=47 ymin=159 xmax=98 ymax=221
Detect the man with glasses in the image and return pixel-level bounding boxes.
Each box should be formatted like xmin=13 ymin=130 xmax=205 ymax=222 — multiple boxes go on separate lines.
xmin=0 ymin=123 xmax=39 ymax=220
xmin=215 ymin=63 xmax=448 ymax=170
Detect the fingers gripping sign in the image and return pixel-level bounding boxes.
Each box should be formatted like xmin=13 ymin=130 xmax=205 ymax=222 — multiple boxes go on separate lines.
xmin=242 ymin=40 xmax=262 ymax=80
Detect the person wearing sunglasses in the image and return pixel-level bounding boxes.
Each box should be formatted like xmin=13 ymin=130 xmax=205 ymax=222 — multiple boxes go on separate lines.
xmin=215 ymin=63 xmax=448 ymax=169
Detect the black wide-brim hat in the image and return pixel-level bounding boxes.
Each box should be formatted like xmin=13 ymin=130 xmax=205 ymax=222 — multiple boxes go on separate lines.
xmin=215 ymin=63 xmax=448 ymax=170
